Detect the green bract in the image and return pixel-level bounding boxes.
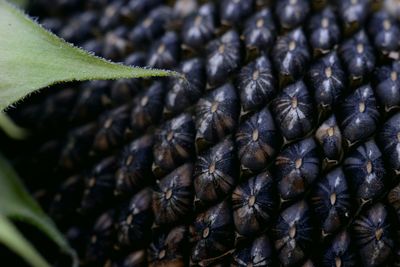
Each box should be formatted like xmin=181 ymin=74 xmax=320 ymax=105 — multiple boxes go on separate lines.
xmin=0 ymin=0 xmax=177 ymax=111
xmin=0 ymin=0 xmax=178 ymax=266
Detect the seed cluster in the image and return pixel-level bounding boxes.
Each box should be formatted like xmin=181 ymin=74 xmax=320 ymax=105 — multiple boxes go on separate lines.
xmin=4 ymin=0 xmax=400 ymax=266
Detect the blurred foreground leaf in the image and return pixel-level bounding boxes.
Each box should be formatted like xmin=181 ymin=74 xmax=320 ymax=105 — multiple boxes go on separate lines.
xmin=0 ymin=113 xmax=29 ymax=139
xmin=0 ymin=0 xmax=178 ymax=111
xmin=0 ymin=153 xmax=78 ymax=267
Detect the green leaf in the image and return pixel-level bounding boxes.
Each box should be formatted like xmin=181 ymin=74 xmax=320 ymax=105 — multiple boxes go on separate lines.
xmin=0 ymin=113 xmax=29 ymax=139
xmin=0 ymin=153 xmax=78 ymax=267
xmin=0 ymin=214 xmax=50 ymax=267
xmin=0 ymin=0 xmax=179 ymax=111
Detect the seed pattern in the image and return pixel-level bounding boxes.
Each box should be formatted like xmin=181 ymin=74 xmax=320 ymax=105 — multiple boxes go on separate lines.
xmin=339 ymin=30 xmax=376 ymax=85
xmin=322 ymin=231 xmax=357 ymax=266
xmin=344 ymin=140 xmax=386 ymax=202
xmin=374 ymin=61 xmax=400 ymax=112
xmin=307 ymin=52 xmax=346 ymax=112
xmin=312 ymin=167 xmax=351 ymax=235
xmin=275 ymin=138 xmax=320 ymax=201
xmin=337 ymin=85 xmax=380 ymax=146
xmin=116 ymin=188 xmax=153 ymax=248
xmin=232 ymin=235 xmax=273 ymax=267
xmin=237 ymin=56 xmax=276 ymax=114
xmin=115 ymin=135 xmax=154 ymax=196
xmin=195 ymin=83 xmax=239 ymax=149
xmin=308 ymin=7 xmax=341 ymax=55
xmin=152 ymin=163 xmax=193 ymax=225
xmin=131 ymin=82 xmax=165 ymax=133
xmin=148 ymin=226 xmax=188 ymax=267
xmin=353 ymin=203 xmax=394 ymax=267
xmin=272 ymin=28 xmax=310 ymax=86
xmin=236 ymin=107 xmax=280 ymax=174
xmin=194 ymin=138 xmax=238 ymax=204
xmin=191 ymin=200 xmax=234 ymax=265
xmin=273 ymin=201 xmax=313 ymax=267
xmin=242 ymin=8 xmax=276 ymax=54
xmin=206 ymin=30 xmax=241 ymax=87
xmin=272 ymin=81 xmax=315 ymax=142
xmin=153 ymin=113 xmax=195 ymax=177
xmin=232 ymin=171 xmax=276 ymax=237
xmin=10 ymin=1 xmax=400 ymax=267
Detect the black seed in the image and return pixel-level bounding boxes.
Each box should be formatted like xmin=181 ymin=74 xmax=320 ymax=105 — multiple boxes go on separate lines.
xmin=388 ymin=182 xmax=400 ymax=220
xmin=110 ymin=79 xmax=140 ymax=106
xmin=82 ymin=39 xmax=103 ymax=56
xmin=374 ymin=61 xmax=400 ymax=112
xmin=172 ymin=0 xmax=198 ymax=19
xmin=127 ymin=0 xmax=163 ymax=19
xmin=194 ymin=138 xmax=238 ymax=203
xmin=307 ymin=52 xmax=346 ymax=112
xmin=275 ymin=138 xmax=320 ymax=201
xmin=129 ymin=6 xmax=172 ymax=46
xmin=377 ymin=112 xmax=400 ymax=175
xmin=242 ymin=8 xmax=276 ymax=54
xmin=60 ymin=11 xmax=98 ymax=43
xmin=302 ymin=259 xmax=316 ymax=267
xmin=232 ymin=171 xmax=276 ymax=237
xmin=80 ymin=157 xmax=117 ymax=215
xmin=31 ymin=139 xmax=62 ymax=176
xmin=275 ymin=0 xmax=310 ymax=30
xmin=273 ymin=201 xmax=313 ymax=267
xmin=195 ymin=83 xmax=239 ymax=149
xmin=344 ymin=140 xmax=386 ymax=202
xmin=308 ymin=7 xmax=341 ymax=56
xmin=85 ymin=210 xmax=116 ymax=266
xmin=182 ymin=3 xmax=216 ymax=50
xmin=49 ymin=175 xmax=84 ymax=224
xmin=59 ymin=123 xmax=98 ymax=171
xmin=153 ymin=113 xmax=195 ymax=177
xmin=206 ymin=30 xmax=241 ymax=87
xmin=104 ymin=250 xmax=148 ymax=267
xmin=131 ymin=82 xmax=165 ymax=133
xmin=102 ymin=28 xmax=132 ymax=61
xmin=152 ymin=163 xmax=193 ymax=225
xmin=148 ymin=226 xmax=188 ymax=267
xmin=236 ymin=107 xmax=281 ymax=174
xmin=339 ymin=30 xmax=376 ymax=86
xmin=311 ymin=167 xmax=351 ymax=235
xmin=65 ymin=226 xmax=88 ymax=259
xmin=232 ymin=235 xmax=273 ymax=266
xmin=116 ymin=188 xmax=153 ymax=248
xmin=115 ymin=135 xmax=154 ymax=197
xmin=40 ymin=88 xmax=77 ymax=130
xmin=124 ymin=250 xmax=147 ymax=267
xmin=368 ymin=10 xmax=400 ymax=59
xmin=147 ymin=31 xmax=181 ymax=69
xmin=92 ymin=105 xmax=130 ymax=153
xmin=272 ymin=80 xmax=315 ymax=141
xmin=191 ymin=201 xmax=234 ymax=265
xmin=353 ymin=203 xmax=394 ymax=267
xmin=164 ymin=58 xmax=206 ymax=117
xmin=220 ymin=0 xmax=254 ymax=27
xmin=237 ymin=56 xmax=276 ymax=114
xmin=41 ymin=17 xmax=63 ymax=34
xmin=98 ymin=1 xmax=123 ymax=32
xmin=337 ymin=0 xmax=369 ymax=35
xmin=70 ymin=81 xmax=112 ymax=123
xmin=337 ymin=85 xmax=379 ymax=146
xmin=315 ymin=115 xmax=343 ymax=164
xmin=124 ymin=52 xmax=147 ymax=66
xmin=322 ymin=231 xmax=357 ymax=267
xmin=272 ymin=28 xmax=310 ymax=86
